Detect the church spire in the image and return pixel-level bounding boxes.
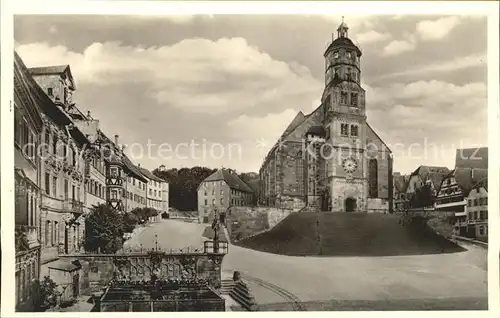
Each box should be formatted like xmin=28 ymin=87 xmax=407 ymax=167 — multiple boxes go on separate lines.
xmin=337 ymin=16 xmax=349 ymax=38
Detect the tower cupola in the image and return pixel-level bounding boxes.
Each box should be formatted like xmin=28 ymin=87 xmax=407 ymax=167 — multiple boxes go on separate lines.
xmin=337 ymin=16 xmax=349 ymax=38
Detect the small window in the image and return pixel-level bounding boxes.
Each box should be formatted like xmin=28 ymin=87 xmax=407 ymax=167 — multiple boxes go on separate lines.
xmin=350 ymin=125 xmax=358 ymax=137
xmin=468 ymin=199 xmax=472 ymax=207
xmin=340 ymin=92 xmax=348 ymax=104
xmin=47 ymin=87 xmax=53 ymax=97
xmin=334 ymin=51 xmax=339 ymax=59
xmin=346 ymin=52 xmax=351 ymax=59
xmin=351 ymin=93 xmax=358 ymax=106
xmin=479 ymin=226 xmax=484 ymax=235
xmin=340 ymin=123 xmax=349 ymax=136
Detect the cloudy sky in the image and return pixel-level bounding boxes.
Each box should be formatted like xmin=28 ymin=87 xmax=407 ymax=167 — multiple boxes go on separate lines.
xmin=14 ymin=14 xmax=487 ymax=174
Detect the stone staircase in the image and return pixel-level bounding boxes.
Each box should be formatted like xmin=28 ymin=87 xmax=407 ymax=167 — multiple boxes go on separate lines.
xmin=219 ymin=279 xmax=236 ymax=294
xmin=228 ymin=280 xmax=258 ymax=311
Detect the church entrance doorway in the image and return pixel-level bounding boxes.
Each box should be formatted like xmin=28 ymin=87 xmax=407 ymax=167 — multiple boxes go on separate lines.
xmin=345 ymin=197 xmax=356 ymax=212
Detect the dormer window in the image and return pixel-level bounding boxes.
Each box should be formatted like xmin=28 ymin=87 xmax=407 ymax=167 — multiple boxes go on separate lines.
xmin=346 ymin=52 xmax=352 ymax=59
xmin=334 ymin=52 xmax=339 ymax=59
xmin=47 ymin=87 xmax=53 ymax=97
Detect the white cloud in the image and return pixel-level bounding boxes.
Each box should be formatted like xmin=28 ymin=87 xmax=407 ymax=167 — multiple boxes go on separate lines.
xmin=382 ymin=35 xmax=417 ymax=56
xmin=16 ymin=38 xmax=323 ymax=114
xmin=380 ymin=53 xmax=486 ymax=79
xmin=416 ymin=16 xmax=460 ymax=41
xmin=356 ymin=30 xmax=391 ymax=44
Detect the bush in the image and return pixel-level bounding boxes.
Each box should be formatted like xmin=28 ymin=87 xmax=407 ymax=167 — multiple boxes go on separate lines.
xmin=84 ymin=204 xmax=125 ymax=253
xmin=161 ymin=212 xmax=170 ymax=219
xmin=31 ymin=276 xmax=60 ymax=311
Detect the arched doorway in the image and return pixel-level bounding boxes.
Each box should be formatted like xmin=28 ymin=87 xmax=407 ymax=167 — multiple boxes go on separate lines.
xmin=345 ymin=197 xmax=356 ymax=212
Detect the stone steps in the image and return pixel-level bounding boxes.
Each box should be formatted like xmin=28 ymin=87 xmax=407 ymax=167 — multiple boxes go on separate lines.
xmin=228 ymin=280 xmax=258 ymax=311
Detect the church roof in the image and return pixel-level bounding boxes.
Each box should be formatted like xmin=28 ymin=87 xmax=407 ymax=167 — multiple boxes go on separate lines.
xmin=202 ymin=169 xmax=253 ymax=193
xmin=326 ymin=36 xmax=362 ymax=57
xmin=455 ymin=147 xmax=488 ymax=170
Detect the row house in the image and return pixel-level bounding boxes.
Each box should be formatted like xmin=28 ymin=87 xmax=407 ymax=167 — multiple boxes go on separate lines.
xmin=158 ymin=165 xmax=170 ymax=214
xmin=123 ymin=155 xmax=149 ymax=212
xmin=197 ymin=169 xmax=254 ymax=223
xmin=15 ymin=51 xmax=171 ymax=306
xmin=24 ymin=60 xmax=90 ymax=305
xmin=465 ymin=178 xmax=488 ymax=241
xmin=14 ymin=51 xmax=44 ymax=311
xmin=435 ymin=148 xmax=488 ymax=239
xmin=138 ymin=165 xmax=169 ymax=221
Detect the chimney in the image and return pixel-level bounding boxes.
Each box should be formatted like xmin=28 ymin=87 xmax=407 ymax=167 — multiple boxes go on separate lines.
xmin=87 ymin=110 xmax=91 ymax=118
xmin=159 ymin=164 xmax=166 ymax=172
xmin=138 ymin=163 xmax=141 ymax=168
xmin=114 ymin=134 xmax=119 ymax=146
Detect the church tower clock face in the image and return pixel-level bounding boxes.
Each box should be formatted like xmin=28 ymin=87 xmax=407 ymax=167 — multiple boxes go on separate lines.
xmin=342 ymin=157 xmax=358 ymax=173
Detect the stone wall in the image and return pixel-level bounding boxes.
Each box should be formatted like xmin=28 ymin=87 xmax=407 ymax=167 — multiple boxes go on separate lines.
xmin=227 ymin=207 xmax=293 ymax=242
xmin=366 ymin=198 xmax=389 ymax=213
xmin=60 ymin=253 xmax=225 ymax=291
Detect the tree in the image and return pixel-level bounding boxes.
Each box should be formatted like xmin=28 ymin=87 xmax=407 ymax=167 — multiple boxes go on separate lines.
xmin=123 ymin=212 xmax=139 ymax=233
xmin=409 ymin=183 xmax=434 ymax=209
xmin=153 ymin=166 xmax=259 ymax=210
xmin=84 ymin=204 xmax=125 ymax=253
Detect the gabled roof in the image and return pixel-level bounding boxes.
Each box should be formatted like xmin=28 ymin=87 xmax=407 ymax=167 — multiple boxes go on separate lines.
xmin=17 ymin=52 xmax=89 ymax=146
xmin=14 ymin=51 xmax=44 ymax=133
xmin=450 ymin=167 xmax=488 ymax=196
xmin=28 ymin=64 xmax=76 ymax=90
xmin=471 ymin=177 xmax=488 ymax=192
xmin=138 ymin=166 xmax=164 ymax=183
xmin=410 ymin=165 xmax=450 ymax=189
xmin=202 ymin=169 xmax=253 ymax=193
xmin=455 ymin=147 xmax=488 ymax=170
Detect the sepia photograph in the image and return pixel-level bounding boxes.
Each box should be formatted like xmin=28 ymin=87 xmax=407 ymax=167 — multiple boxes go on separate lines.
xmin=2 ymin=1 xmax=499 ymax=314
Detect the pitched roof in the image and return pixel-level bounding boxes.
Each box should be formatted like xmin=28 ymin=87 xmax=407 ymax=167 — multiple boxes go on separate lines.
xmin=202 ymin=169 xmax=253 ymax=193
xmin=452 ymin=167 xmax=488 ymax=196
xmin=411 ymin=165 xmax=450 ymax=189
xmin=28 ymin=64 xmax=76 ymax=90
xmin=455 ymin=147 xmax=488 ymax=170
xmin=122 ymin=156 xmax=148 ymax=183
xmin=471 ymin=177 xmax=488 ymax=192
xmin=29 ymin=65 xmax=69 ymax=75
xmin=138 ymin=166 xmax=164 ymax=183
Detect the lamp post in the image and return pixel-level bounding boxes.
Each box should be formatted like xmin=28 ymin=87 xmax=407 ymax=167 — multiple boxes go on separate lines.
xmin=212 ymin=207 xmax=220 ymax=253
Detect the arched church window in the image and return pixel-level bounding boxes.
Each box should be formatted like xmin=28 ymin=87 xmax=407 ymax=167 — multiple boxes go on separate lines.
xmin=296 ymin=151 xmax=304 ymax=195
xmin=369 ymin=159 xmax=378 ymax=198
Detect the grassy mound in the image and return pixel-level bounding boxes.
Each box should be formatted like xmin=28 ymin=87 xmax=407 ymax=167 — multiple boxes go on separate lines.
xmin=236 ymin=212 xmax=465 ymax=257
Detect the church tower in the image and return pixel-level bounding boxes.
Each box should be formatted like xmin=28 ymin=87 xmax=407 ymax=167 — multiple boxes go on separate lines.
xmin=321 ymin=18 xmax=368 ymax=212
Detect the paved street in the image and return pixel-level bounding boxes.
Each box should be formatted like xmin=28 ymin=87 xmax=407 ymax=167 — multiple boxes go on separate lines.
xmin=125 ymin=219 xmax=488 ymax=306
